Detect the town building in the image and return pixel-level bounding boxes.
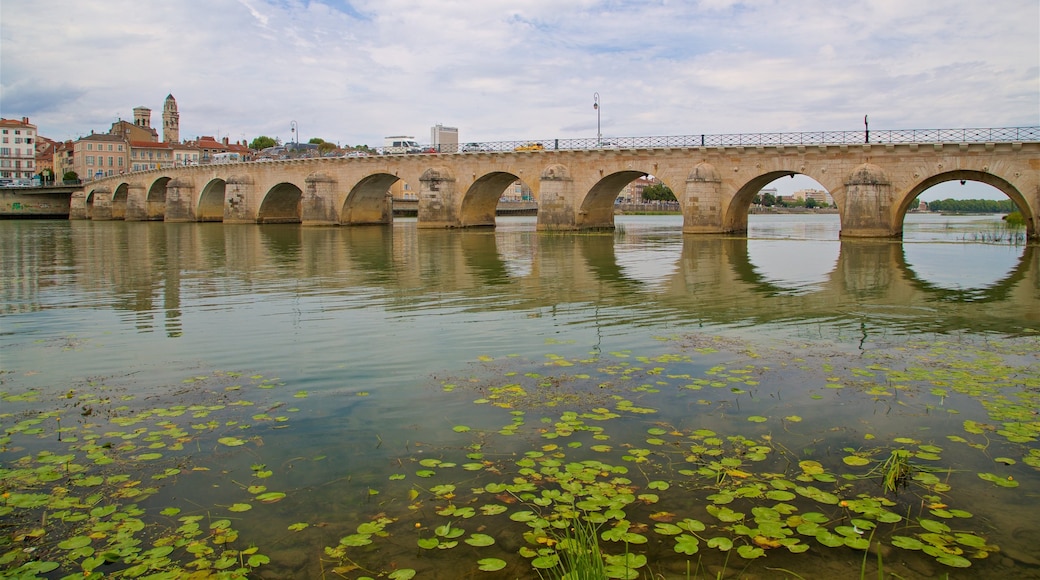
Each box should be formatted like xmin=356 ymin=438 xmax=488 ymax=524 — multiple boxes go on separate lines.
xmin=792 ymin=188 xmax=834 ymax=205
xmin=431 ymin=124 xmax=459 ymax=152
xmin=34 ymin=136 xmax=58 ymax=183
xmin=162 ymin=94 xmax=180 ymax=144
xmin=129 ymin=141 xmax=174 ymax=172
xmin=73 ymin=133 xmax=128 ymax=181
xmin=54 ymin=141 xmax=76 ymax=182
xmin=0 ymin=117 xmax=37 ymax=184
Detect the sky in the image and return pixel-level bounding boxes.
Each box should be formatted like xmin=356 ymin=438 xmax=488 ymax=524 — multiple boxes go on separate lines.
xmin=2 ymin=0 xmax=1037 ymax=199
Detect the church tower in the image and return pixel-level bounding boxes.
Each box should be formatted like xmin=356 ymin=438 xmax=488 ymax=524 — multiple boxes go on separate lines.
xmin=162 ymin=94 xmax=180 ymax=144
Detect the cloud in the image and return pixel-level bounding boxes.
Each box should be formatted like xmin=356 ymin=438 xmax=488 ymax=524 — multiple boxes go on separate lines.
xmin=1 ymin=0 xmax=1036 ymax=147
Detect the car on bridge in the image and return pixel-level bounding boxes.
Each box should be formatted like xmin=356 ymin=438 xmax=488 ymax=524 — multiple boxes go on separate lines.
xmin=460 ymin=142 xmax=487 ymax=153
xmin=514 ymin=142 xmax=544 ymax=151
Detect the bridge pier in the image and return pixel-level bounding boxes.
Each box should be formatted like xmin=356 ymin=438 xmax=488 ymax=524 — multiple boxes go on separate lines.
xmin=537 ymin=165 xmax=578 ymax=230
xmin=302 ymin=173 xmax=339 ymax=225
xmin=165 ymin=178 xmax=196 ymax=222
xmin=682 ymin=162 xmax=727 ymax=234
xmin=224 ymin=176 xmax=257 ymax=224
xmin=417 ymin=167 xmax=461 ymax=228
xmin=839 ymin=163 xmax=898 ymax=238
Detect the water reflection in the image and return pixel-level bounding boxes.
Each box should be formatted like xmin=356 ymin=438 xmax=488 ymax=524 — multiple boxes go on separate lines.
xmin=2 ymin=220 xmax=1036 ymax=336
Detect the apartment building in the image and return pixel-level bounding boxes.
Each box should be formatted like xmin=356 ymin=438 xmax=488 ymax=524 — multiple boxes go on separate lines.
xmin=73 ymin=133 xmax=128 ymax=180
xmin=0 ymin=117 xmax=37 ymax=184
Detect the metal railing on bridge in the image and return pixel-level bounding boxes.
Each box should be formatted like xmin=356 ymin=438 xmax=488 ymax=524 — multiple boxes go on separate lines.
xmin=397 ymin=126 xmax=1040 ymax=155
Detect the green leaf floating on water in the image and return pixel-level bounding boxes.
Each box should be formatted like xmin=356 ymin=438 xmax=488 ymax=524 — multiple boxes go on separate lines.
xmin=478 ymin=558 xmax=507 ymax=571
xmin=464 ymin=533 xmax=495 ymax=547
xmin=217 ymin=436 xmax=246 ymax=447
xmin=977 ymin=472 xmax=1019 ymax=487
xmin=256 ymin=492 xmax=286 ymax=503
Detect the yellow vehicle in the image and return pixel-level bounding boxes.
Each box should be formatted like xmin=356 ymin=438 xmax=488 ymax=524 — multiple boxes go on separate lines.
xmin=514 ymin=142 xmax=545 ymax=151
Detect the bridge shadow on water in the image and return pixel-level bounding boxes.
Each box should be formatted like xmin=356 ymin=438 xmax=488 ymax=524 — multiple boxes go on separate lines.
xmin=11 ymin=220 xmax=1035 ymax=337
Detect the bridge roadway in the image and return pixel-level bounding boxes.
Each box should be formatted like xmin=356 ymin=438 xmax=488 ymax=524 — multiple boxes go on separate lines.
xmin=72 ymin=129 xmax=1040 ymax=239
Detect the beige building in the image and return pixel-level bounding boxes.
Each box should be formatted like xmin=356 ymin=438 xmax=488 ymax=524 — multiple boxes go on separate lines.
xmin=792 ymin=188 xmax=834 ymax=205
xmin=0 ymin=117 xmax=37 ymax=184
xmin=431 ymin=124 xmax=458 ymax=152
xmin=129 ymin=140 xmax=174 ymax=171
xmin=73 ymin=133 xmax=128 ymax=180
xmin=54 ymin=141 xmax=76 ymax=182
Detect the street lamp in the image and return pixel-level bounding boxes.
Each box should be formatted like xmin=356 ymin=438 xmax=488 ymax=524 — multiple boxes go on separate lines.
xmin=290 ymin=120 xmax=298 ymax=148
xmin=593 ymin=92 xmax=601 ymax=145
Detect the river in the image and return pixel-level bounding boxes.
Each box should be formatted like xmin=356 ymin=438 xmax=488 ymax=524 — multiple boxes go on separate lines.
xmin=1 ymin=214 xmax=1037 ymax=579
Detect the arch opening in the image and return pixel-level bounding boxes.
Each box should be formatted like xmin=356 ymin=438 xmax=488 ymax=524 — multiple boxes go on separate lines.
xmin=342 ymin=173 xmax=398 ymax=225
xmin=258 ymin=183 xmax=303 ymax=224
xmin=145 ymin=177 xmax=171 ymax=221
xmin=198 ymin=179 xmax=227 ymax=222
xmin=461 ymin=172 xmax=527 ymax=227
xmin=728 ymin=172 xmax=836 ymax=236
xmin=111 ymin=183 xmax=130 ymax=220
xmin=899 ymin=172 xmax=1033 ymax=241
xmin=580 ymin=170 xmax=649 ymax=230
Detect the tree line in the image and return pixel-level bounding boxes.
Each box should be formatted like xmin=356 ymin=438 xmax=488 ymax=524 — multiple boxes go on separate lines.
xmin=920 ymin=198 xmax=1015 ymax=213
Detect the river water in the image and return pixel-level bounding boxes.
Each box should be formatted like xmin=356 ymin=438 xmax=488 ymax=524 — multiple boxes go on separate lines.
xmin=1 ymin=214 xmax=1038 ymax=579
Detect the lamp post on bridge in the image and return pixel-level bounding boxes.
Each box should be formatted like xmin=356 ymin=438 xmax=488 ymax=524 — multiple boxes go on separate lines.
xmin=290 ymin=120 xmax=298 ymax=151
xmin=864 ymin=115 xmax=869 ymax=144
xmin=593 ymin=92 xmax=601 ymax=145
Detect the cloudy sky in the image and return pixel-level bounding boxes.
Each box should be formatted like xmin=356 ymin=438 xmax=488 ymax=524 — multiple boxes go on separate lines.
xmin=2 ymin=0 xmax=1037 ymax=197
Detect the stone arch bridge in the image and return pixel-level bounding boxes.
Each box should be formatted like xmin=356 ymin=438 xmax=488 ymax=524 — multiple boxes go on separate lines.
xmin=72 ymin=128 xmax=1040 ymax=239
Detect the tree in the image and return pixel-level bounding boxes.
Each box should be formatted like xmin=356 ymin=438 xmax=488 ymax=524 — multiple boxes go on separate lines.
xmin=641 ymin=183 xmax=676 ymax=202
xmin=760 ymin=192 xmax=777 ymax=207
xmin=308 ymin=137 xmax=325 ymax=145
xmin=804 ymin=197 xmax=817 ymax=209
xmin=249 ymin=136 xmax=278 ymax=150
xmin=63 ymin=171 xmax=79 ymax=184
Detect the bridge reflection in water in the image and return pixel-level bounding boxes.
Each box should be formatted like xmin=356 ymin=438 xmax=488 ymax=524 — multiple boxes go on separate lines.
xmin=5 ymin=218 xmax=1035 ymax=338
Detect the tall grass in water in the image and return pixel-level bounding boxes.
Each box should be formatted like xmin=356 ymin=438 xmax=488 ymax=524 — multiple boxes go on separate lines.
xmin=537 ymin=518 xmax=608 ymax=580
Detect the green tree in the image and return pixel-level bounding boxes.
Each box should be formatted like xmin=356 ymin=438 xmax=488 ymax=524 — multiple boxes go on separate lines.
xmin=760 ymin=192 xmax=777 ymax=207
xmin=804 ymin=197 xmax=817 ymax=209
xmin=308 ymin=138 xmax=326 ymax=145
xmin=249 ymin=136 xmax=278 ymax=150
xmin=63 ymin=171 xmax=79 ymax=183
xmin=925 ymin=198 xmax=1014 ymax=213
xmin=641 ymin=183 xmax=676 ymax=201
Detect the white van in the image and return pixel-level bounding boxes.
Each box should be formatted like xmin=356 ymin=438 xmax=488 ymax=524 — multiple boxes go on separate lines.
xmin=383 ymin=136 xmax=421 ymax=154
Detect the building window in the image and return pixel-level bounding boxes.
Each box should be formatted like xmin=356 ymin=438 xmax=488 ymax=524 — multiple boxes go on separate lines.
xmin=87 ymin=156 xmax=94 ymax=165
xmin=87 ymin=143 xmax=93 ymax=151
xmin=118 ymin=158 xmax=123 ymax=167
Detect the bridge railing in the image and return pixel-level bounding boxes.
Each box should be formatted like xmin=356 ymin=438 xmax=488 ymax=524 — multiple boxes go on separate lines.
xmin=392 ymin=126 xmax=1039 ymax=155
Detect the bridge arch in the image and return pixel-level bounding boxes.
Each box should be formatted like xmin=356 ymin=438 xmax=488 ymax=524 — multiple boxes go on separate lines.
xmin=111 ymin=182 xmax=130 ymax=220
xmin=144 ymin=177 xmax=171 ymax=221
xmin=198 ymin=178 xmax=227 ymax=222
xmin=461 ymin=171 xmax=526 ymax=227
xmin=897 ymin=170 xmax=1035 ymax=238
xmin=727 ymin=170 xmax=797 ymax=233
xmin=258 ymin=182 xmax=303 ymax=224
xmin=580 ymin=169 xmax=648 ymax=229
xmin=342 ymin=173 xmax=397 ymax=225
